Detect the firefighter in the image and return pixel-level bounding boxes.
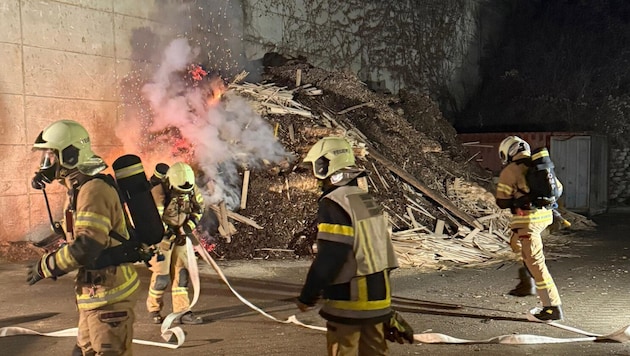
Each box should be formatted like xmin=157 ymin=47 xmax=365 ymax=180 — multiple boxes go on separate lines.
xmin=296 ymin=137 xmax=413 ymax=356
xmin=27 ymin=120 xmax=139 ymax=355
xmin=496 ymin=136 xmax=564 ymax=321
xmin=146 ymin=162 xmax=204 ymax=325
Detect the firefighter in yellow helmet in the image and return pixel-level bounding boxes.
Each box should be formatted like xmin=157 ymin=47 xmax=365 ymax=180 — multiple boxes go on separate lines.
xmin=496 ymin=135 xmax=564 ymax=321
xmin=146 ymin=162 xmax=205 ymax=324
xmin=27 ymin=120 xmax=139 ymax=355
xmin=296 ymin=137 xmax=413 ymax=355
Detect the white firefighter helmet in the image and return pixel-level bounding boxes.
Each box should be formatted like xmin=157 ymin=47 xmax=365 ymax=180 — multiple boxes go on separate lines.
xmin=498 ymin=135 xmax=531 ymax=165
xmin=166 ymin=162 xmax=195 ymax=193
xmin=33 ymin=120 xmax=106 ymax=177
xmin=303 ymin=137 xmax=356 ymax=179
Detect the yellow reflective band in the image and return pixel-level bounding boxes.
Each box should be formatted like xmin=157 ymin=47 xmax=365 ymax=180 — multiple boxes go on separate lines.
xmin=512 ymin=209 xmax=553 ymax=225
xmin=536 ymin=278 xmax=556 ymax=289
xmin=497 ymin=183 xmax=513 ymax=195
xmin=75 ymin=211 xmax=111 ymax=235
xmin=326 ymin=273 xmax=392 ymax=311
xmin=327 ymin=297 xmax=391 ymax=311
xmin=357 ymin=276 xmax=368 ymax=302
xmin=532 ymin=150 xmax=549 ymax=160
xmin=148 ymin=289 xmax=164 ymax=297
xmin=55 ymin=245 xmax=78 ymax=271
xmin=172 ymin=287 xmax=188 ymax=296
xmin=114 ymin=162 xmax=144 ymax=180
xmin=357 ymin=221 xmax=376 ymax=272
xmin=77 ymin=268 xmax=139 ymax=310
xmin=318 ymin=223 xmax=354 ymax=237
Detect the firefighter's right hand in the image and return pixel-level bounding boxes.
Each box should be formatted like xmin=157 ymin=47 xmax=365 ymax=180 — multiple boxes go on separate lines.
xmin=26 ymin=261 xmax=45 ymax=285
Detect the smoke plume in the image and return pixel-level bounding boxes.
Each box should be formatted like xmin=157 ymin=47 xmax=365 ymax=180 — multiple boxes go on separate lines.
xmin=118 ymin=38 xmax=290 ymax=210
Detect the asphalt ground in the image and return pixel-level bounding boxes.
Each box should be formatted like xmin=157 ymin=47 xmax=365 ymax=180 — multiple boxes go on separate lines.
xmin=1 ymin=212 xmax=629 ymax=355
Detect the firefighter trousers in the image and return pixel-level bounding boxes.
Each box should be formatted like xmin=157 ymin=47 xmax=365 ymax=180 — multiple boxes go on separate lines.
xmin=511 ymin=225 xmax=562 ymax=306
xmin=76 ymin=299 xmax=135 ymax=356
xmin=146 ymin=242 xmax=192 ymax=314
xmin=325 ymin=320 xmax=388 ymax=356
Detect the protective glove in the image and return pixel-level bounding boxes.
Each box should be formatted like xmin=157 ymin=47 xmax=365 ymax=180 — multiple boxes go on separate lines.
xmin=383 ymin=311 xmax=414 ymax=344
xmin=26 ymin=254 xmax=54 ymax=286
xmin=26 ymin=260 xmax=46 ymax=286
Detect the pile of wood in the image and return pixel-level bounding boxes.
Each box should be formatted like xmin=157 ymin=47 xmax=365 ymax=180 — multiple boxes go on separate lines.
xmin=224 ymin=71 xmax=592 ymax=269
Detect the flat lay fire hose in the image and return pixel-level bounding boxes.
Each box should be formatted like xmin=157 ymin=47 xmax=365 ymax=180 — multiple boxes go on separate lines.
xmin=1 ymin=237 xmax=629 ymax=347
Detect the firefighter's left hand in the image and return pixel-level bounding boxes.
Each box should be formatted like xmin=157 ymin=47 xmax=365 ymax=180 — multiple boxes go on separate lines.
xmin=384 ymin=312 xmax=415 ymax=344
xmin=26 ymin=261 xmax=45 ymax=285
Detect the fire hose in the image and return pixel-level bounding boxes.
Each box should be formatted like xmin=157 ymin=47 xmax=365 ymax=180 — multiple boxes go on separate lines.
xmin=1 ymin=237 xmax=629 ymax=347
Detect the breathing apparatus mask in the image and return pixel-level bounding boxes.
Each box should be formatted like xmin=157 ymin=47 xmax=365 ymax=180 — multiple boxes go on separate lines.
xmin=32 ymin=149 xmax=61 ymax=189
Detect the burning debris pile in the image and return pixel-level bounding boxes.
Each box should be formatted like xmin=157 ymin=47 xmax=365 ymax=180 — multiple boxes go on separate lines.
xmin=194 ymin=57 xmax=589 ymax=269
xmin=212 ymin=62 xmax=509 ymax=268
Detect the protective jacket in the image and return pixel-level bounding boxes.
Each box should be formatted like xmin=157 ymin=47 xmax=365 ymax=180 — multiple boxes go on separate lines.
xmin=146 ymin=182 xmax=204 ymax=314
xmin=40 ymin=174 xmax=140 ymax=311
xmin=495 ymin=152 xmax=554 ymax=229
xmin=299 ymin=183 xmax=399 ymax=325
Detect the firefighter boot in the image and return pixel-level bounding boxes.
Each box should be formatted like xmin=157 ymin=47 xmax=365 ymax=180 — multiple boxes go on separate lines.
xmin=508 ymin=267 xmax=536 ymax=297
xmin=531 ymin=305 xmax=564 ymax=322
xmin=179 ymin=311 xmax=203 ymax=325
xmin=150 ymin=311 xmax=163 ymax=324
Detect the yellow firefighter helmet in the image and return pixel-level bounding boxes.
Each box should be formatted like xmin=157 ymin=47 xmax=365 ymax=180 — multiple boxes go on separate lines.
xmin=33 ymin=120 xmax=106 ymax=177
xmin=166 ymin=162 xmax=195 ymax=193
xmin=498 ymin=135 xmax=531 ymax=165
xmin=303 ymin=137 xmax=356 ymax=179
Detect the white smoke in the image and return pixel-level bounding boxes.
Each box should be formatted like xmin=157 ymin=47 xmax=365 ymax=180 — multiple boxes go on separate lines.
xmin=130 ymin=38 xmax=289 ymax=209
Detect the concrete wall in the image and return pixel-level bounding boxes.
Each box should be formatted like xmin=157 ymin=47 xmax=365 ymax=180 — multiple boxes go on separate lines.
xmin=0 ymin=0 xmax=505 ymax=242
xmin=0 ymin=0 xmax=192 ymax=242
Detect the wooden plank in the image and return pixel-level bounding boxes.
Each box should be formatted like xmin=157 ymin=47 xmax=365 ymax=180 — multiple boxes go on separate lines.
xmin=434 ymin=219 xmax=445 ymax=235
xmin=366 ymin=147 xmax=483 ymax=229
xmin=288 ymin=124 xmax=295 ymax=142
xmin=240 ymin=170 xmax=250 ymax=210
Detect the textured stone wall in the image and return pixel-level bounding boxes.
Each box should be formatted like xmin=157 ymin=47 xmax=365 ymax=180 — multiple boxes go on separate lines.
xmin=609 ymin=148 xmax=630 ymax=205
xmin=242 ymin=0 xmax=509 ymax=112
xmin=0 ymin=0 xmax=193 ymax=242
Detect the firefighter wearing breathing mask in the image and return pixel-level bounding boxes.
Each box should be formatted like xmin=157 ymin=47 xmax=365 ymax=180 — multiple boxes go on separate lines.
xmin=28 ymin=120 xmax=139 ymax=356
xmin=496 ymin=135 xmax=563 ymax=322
xmin=296 ymin=137 xmax=414 ymax=356
xmin=146 ymin=162 xmax=205 ymax=325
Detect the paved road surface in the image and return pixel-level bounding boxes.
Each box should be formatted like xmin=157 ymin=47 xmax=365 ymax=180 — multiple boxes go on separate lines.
xmin=1 ymin=212 xmax=629 ymax=355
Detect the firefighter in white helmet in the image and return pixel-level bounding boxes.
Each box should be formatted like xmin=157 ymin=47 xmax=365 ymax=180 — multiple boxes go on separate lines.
xmin=496 ymin=135 xmax=564 ymax=321
xmin=28 ymin=120 xmax=139 ymax=355
xmin=296 ymin=137 xmax=413 ymax=355
xmin=146 ymin=162 xmax=205 ymax=325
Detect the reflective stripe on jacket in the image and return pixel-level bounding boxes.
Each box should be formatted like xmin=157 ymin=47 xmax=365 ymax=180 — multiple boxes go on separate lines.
xmin=496 ymin=156 xmax=553 ymax=228
xmin=152 ymin=183 xmax=204 ymax=233
xmin=319 ymin=185 xmax=398 ymax=322
xmin=57 ymin=177 xmax=139 ymax=310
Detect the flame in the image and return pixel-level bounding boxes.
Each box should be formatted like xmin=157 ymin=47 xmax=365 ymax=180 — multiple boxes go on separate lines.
xmin=206 ymin=76 xmax=227 ymax=107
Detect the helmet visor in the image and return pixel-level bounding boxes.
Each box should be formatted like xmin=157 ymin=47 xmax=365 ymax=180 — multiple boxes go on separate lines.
xmin=172 ymin=182 xmax=193 ymax=193
xmin=313 ymin=157 xmax=330 ymax=179
xmin=39 ymin=149 xmax=58 ymax=170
